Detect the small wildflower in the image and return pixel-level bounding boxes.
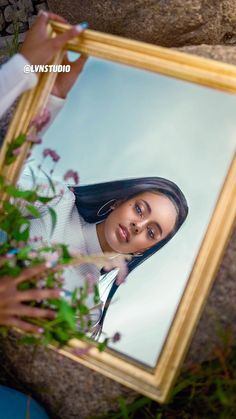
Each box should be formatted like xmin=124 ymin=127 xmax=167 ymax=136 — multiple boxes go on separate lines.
xmin=55 ymin=276 xmax=65 ymax=286
xmin=12 ymin=147 xmax=21 ymax=156
xmin=64 ymin=170 xmax=79 ymax=185
xmin=30 ymin=108 xmax=51 ymax=133
xmin=31 ymin=236 xmax=43 ymax=244
xmin=86 ymin=273 xmax=97 ymax=287
xmin=71 ymin=346 xmax=90 ymax=357
xmin=27 ymin=132 xmax=42 ymax=144
xmin=68 ymin=248 xmax=79 ymax=258
xmin=18 ymin=241 xmax=26 ymax=248
xmin=42 ymin=149 xmax=51 ymax=158
xmin=112 ymin=332 xmax=121 ymax=343
xmin=28 ymin=251 xmax=38 ymax=259
xmin=43 ymin=251 xmax=59 ymax=268
xmin=42 ymin=148 xmax=60 ymax=162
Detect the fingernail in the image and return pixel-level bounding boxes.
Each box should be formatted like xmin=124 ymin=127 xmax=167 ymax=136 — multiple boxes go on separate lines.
xmin=75 ymin=22 xmax=89 ymax=32
xmin=38 ymin=10 xmax=48 ymax=17
xmin=59 ymin=290 xmax=66 ymax=298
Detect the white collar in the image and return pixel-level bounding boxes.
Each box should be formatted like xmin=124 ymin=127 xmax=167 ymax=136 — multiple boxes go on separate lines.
xmin=81 ymin=219 xmax=103 ymax=255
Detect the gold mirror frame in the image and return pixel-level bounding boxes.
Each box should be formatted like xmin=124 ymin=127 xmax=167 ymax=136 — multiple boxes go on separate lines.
xmin=0 ymin=21 xmax=235 ymax=403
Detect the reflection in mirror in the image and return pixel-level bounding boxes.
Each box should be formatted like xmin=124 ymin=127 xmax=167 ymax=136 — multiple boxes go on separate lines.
xmin=19 ymin=53 xmax=236 ymax=367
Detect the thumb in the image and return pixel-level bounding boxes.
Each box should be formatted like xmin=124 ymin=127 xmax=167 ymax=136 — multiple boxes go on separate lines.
xmin=50 ymin=23 xmax=88 ymax=51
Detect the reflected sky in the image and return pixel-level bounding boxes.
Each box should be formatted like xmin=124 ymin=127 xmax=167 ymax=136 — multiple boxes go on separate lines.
xmin=28 ymin=54 xmax=236 ymax=366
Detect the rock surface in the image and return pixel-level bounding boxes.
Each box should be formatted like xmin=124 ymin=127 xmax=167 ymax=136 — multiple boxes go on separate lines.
xmin=48 ymin=0 xmax=236 ymax=47
xmin=0 ymin=36 xmax=236 ymax=419
xmin=0 ymin=0 xmax=48 ymax=38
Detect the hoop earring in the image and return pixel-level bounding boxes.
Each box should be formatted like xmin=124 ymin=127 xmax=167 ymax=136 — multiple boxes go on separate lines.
xmin=97 ymin=199 xmax=117 ymax=217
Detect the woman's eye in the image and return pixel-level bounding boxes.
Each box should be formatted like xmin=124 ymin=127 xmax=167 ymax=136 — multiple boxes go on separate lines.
xmin=148 ymin=228 xmax=155 ymax=240
xmin=135 ymin=204 xmax=142 ymax=216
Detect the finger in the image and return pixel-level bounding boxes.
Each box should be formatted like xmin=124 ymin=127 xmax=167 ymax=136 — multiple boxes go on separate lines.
xmin=32 ymin=10 xmax=50 ymax=29
xmin=61 ymin=52 xmax=70 ymax=66
xmin=14 ymin=264 xmax=61 ymax=285
xmin=46 ymin=12 xmax=68 ymax=24
xmin=70 ymin=55 xmax=88 ymax=73
xmin=14 ymin=263 xmax=48 ymax=285
xmin=50 ymin=25 xmax=86 ymax=50
xmin=16 ymin=288 xmax=61 ymax=302
xmin=8 ymin=305 xmax=56 ymax=320
xmin=4 ymin=317 xmax=44 ymax=334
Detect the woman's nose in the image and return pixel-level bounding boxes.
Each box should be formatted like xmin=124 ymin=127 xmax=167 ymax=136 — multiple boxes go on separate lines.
xmin=131 ymin=222 xmax=142 ymax=234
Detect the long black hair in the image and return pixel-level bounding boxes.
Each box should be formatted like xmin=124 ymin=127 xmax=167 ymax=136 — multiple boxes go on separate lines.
xmin=72 ymin=177 xmax=188 ymax=336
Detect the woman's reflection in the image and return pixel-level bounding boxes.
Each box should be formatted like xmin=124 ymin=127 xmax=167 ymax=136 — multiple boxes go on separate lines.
xmin=67 ymin=176 xmax=188 ymax=337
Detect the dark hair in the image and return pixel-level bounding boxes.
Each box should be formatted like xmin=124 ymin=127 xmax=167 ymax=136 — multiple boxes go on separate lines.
xmin=72 ymin=177 xmax=188 ymax=336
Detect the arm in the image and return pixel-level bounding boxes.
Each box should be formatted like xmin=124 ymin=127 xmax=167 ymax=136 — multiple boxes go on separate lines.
xmin=0 ymin=54 xmax=37 ymax=119
xmin=0 ymin=11 xmax=86 ymax=119
xmin=39 ymin=52 xmax=88 ymax=134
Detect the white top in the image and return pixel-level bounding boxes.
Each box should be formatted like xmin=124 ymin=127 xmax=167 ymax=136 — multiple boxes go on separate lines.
xmin=0 ymin=54 xmax=38 ymax=118
xmin=19 ymin=171 xmax=104 ymax=325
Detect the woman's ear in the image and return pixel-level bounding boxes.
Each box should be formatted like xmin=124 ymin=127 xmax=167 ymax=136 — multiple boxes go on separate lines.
xmin=111 ymin=199 xmax=123 ymax=210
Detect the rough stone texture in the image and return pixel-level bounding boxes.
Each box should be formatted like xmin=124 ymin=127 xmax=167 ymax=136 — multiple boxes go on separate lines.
xmin=0 ymin=0 xmax=48 ymax=38
xmin=0 ymin=10 xmax=5 ymax=31
xmin=186 ymin=228 xmax=236 ymax=365
xmin=177 ymin=43 xmax=236 ymax=64
xmin=0 ymin=0 xmax=8 ymax=6
xmin=35 ymin=2 xmax=47 ymax=12
xmin=6 ymin=21 xmax=28 ymax=33
xmin=0 ymin=334 xmax=137 ymax=419
xmin=47 ymin=0 xmax=236 ymax=47
xmin=0 ymin=42 xmax=235 ymax=417
xmin=0 ymin=31 xmax=25 ymax=49
xmin=4 ymin=5 xmax=17 ymax=23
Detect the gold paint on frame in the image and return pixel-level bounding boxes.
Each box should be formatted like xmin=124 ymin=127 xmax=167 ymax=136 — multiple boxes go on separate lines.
xmin=0 ymin=21 xmax=235 ymax=403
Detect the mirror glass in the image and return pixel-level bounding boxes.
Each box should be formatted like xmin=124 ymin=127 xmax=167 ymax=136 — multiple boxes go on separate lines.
xmin=20 ymin=53 xmax=236 ymax=367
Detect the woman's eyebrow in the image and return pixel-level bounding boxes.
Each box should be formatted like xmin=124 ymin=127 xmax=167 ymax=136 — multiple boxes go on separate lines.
xmin=142 ymin=199 xmax=151 ymax=214
xmin=142 ymin=199 xmax=163 ymax=236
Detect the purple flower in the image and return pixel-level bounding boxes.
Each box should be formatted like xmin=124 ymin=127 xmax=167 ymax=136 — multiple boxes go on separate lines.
xmin=115 ymin=267 xmax=128 ymax=285
xmin=27 ymin=132 xmax=42 ymax=144
xmin=112 ymin=332 xmax=121 ymax=343
xmin=71 ymin=346 xmax=90 ymax=357
xmin=43 ymin=251 xmax=59 ymax=268
xmin=28 ymin=251 xmax=38 ymax=259
xmin=86 ymin=273 xmax=97 ymax=287
xmin=42 ymin=148 xmax=60 ymax=162
xmin=30 ymin=236 xmax=43 ymax=243
xmin=64 ymin=170 xmax=79 ymax=185
xmin=12 ymin=147 xmax=21 ymax=156
xmin=30 ymin=108 xmax=51 ymax=133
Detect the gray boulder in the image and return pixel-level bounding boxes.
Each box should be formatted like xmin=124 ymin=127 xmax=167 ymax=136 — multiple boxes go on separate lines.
xmin=48 ymin=0 xmax=236 ymax=47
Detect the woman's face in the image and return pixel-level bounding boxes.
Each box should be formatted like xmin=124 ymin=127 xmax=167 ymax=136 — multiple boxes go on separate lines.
xmin=101 ymin=191 xmax=177 ymax=254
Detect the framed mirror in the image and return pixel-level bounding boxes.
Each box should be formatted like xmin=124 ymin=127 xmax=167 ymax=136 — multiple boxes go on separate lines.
xmin=0 ymin=21 xmax=235 ymax=402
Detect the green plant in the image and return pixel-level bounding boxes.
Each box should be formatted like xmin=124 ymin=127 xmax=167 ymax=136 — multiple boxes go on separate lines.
xmin=5 ymin=21 xmax=20 ymax=58
xmin=0 ymin=108 xmax=128 ymax=353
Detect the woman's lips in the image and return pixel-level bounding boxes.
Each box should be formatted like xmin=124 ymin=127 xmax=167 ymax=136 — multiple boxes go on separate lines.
xmin=117 ymin=224 xmax=130 ymax=243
